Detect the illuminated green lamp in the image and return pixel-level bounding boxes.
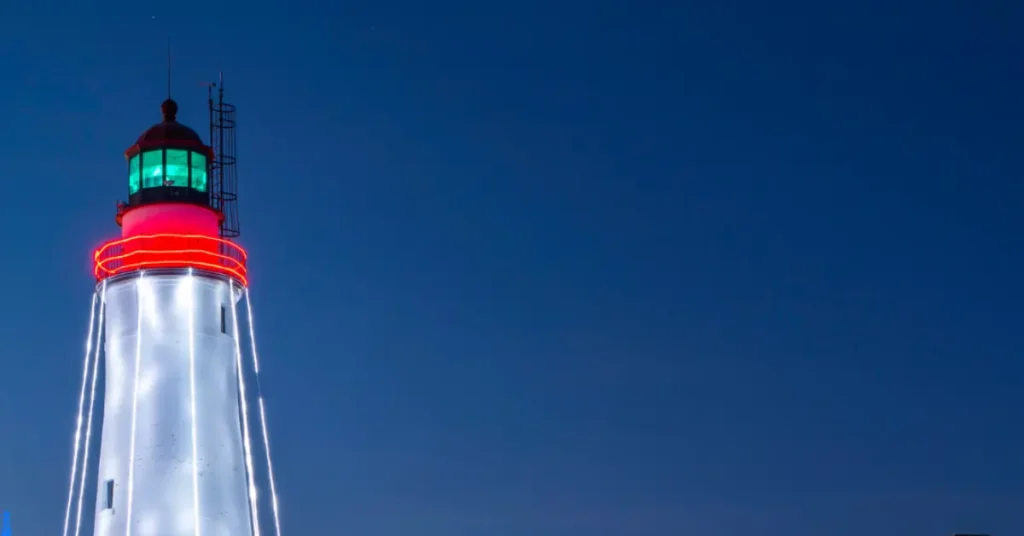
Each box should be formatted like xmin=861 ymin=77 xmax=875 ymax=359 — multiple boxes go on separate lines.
xmin=128 ymin=146 xmax=208 ymax=194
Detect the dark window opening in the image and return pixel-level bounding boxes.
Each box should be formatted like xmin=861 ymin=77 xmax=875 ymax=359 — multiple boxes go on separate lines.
xmin=104 ymin=479 xmax=114 ymax=510
xmin=221 ymin=305 xmax=227 ymax=334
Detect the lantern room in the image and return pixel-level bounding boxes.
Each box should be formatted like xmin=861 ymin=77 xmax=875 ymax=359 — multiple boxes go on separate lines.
xmin=123 ymin=98 xmax=213 ymax=208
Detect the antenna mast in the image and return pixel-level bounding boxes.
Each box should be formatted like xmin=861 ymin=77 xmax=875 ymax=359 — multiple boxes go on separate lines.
xmin=166 ymin=38 xmax=172 ymax=99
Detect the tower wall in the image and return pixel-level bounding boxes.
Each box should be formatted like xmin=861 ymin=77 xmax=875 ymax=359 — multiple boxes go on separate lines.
xmin=121 ymin=204 xmax=221 ymax=238
xmin=94 ymin=272 xmax=252 ymax=536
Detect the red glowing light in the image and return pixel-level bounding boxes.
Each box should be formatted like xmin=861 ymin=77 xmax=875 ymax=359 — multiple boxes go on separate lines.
xmin=94 ymin=233 xmax=248 ymax=286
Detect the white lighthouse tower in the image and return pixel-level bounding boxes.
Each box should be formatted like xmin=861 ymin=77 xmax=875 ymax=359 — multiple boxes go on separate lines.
xmin=96 ymin=266 xmax=248 ymax=535
xmin=62 ymin=87 xmax=282 ymax=536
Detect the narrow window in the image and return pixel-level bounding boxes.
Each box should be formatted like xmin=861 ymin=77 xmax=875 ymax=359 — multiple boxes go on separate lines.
xmin=165 ymin=149 xmax=190 ymax=187
xmin=128 ymin=154 xmax=141 ymax=195
xmin=104 ymin=479 xmax=114 ymax=510
xmin=221 ymin=305 xmax=227 ymax=334
xmin=141 ymin=150 xmax=164 ymax=189
xmin=191 ymin=152 xmax=209 ymax=192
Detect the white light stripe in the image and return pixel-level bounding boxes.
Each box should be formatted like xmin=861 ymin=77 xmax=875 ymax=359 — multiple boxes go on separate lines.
xmin=74 ymin=282 xmax=107 ymax=536
xmin=245 ymin=289 xmax=282 ymax=535
xmin=231 ymin=281 xmax=261 ymax=536
xmin=188 ymin=269 xmax=202 ymax=536
xmin=257 ymin=397 xmax=281 ymax=536
xmin=62 ymin=291 xmax=98 ymax=536
xmin=125 ymin=273 xmax=146 ymax=536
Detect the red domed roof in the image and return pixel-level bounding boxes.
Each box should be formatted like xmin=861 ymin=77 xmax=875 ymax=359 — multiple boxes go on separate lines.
xmin=135 ymin=99 xmax=203 ymax=145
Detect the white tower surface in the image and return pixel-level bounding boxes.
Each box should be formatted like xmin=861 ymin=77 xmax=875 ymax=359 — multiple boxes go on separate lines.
xmin=93 ymin=272 xmax=249 ymax=535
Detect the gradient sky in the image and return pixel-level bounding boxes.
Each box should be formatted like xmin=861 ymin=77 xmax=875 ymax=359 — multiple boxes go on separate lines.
xmin=0 ymin=2 xmax=1022 ymax=535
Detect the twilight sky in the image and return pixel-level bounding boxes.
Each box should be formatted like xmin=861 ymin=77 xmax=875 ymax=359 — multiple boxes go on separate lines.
xmin=0 ymin=1 xmax=1023 ymax=535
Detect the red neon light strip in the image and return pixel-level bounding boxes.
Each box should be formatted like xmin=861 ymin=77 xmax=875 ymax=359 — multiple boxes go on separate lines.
xmin=94 ymin=257 xmax=248 ymax=286
xmin=94 ymin=233 xmax=249 ymax=286
xmin=96 ymin=249 xmax=245 ymax=273
xmin=95 ymin=257 xmax=245 ymax=282
xmin=98 ymin=260 xmax=248 ymax=286
xmin=95 ymin=233 xmax=247 ymax=260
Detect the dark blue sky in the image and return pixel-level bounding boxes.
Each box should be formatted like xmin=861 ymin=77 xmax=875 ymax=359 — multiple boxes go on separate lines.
xmin=0 ymin=2 xmax=1022 ymax=535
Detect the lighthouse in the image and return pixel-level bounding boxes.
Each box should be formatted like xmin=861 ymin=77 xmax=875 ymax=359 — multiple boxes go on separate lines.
xmin=62 ymin=85 xmax=282 ymax=536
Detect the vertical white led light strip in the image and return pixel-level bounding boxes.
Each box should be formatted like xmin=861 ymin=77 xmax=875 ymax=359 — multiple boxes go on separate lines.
xmin=74 ymin=281 xmax=107 ymax=536
xmin=62 ymin=292 xmax=98 ymax=536
xmin=125 ymin=273 xmax=146 ymax=536
xmin=230 ymin=281 xmax=261 ymax=536
xmin=244 ymin=288 xmax=282 ymax=536
xmin=188 ymin=269 xmax=203 ymax=536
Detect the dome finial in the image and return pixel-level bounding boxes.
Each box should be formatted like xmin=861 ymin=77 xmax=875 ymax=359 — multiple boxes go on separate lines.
xmin=161 ymin=98 xmax=178 ymax=122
